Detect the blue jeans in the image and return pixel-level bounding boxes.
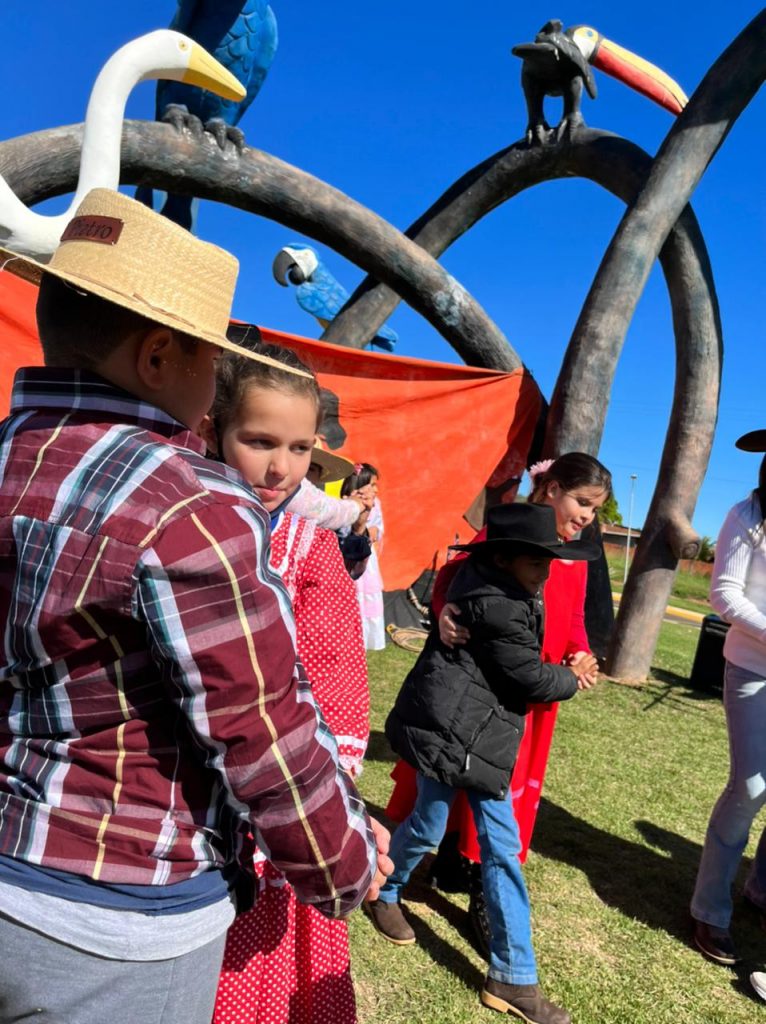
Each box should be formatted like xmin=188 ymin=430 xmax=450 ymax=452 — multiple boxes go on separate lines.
xmin=691 ymin=660 xmax=766 ymax=928
xmin=379 ymin=772 xmax=537 ymax=985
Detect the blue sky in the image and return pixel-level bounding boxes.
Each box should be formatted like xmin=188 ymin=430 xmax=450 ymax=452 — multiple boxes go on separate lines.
xmin=1 ymin=2 xmax=764 ymax=539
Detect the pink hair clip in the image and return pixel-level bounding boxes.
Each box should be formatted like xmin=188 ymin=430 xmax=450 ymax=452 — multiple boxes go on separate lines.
xmin=353 ymin=462 xmax=363 ymax=474
xmin=528 ymin=459 xmax=554 ymax=482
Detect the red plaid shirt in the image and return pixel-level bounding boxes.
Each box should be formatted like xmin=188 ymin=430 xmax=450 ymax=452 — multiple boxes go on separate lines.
xmin=0 ymin=369 xmax=375 ymax=917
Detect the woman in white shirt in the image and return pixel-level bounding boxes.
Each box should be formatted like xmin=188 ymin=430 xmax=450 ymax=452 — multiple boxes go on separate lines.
xmin=691 ymin=441 xmax=766 ymax=966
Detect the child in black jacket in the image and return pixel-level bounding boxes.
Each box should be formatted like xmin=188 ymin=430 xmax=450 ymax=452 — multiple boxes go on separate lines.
xmin=368 ymin=502 xmax=599 ymax=1024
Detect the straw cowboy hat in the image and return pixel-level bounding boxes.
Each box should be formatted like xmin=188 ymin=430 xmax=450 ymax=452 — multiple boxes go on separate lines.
xmin=0 ymin=187 xmax=305 ymax=374
xmin=310 ymin=440 xmax=355 ymax=484
xmin=450 ymin=502 xmax=600 ymax=561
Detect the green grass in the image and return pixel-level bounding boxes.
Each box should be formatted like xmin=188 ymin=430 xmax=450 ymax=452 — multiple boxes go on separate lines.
xmin=350 ymin=624 xmax=761 ymax=1024
xmin=607 ymin=553 xmax=712 ymax=613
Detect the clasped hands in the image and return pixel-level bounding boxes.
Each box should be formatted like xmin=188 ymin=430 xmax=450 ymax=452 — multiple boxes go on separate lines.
xmin=439 ymin=603 xmax=599 ymax=690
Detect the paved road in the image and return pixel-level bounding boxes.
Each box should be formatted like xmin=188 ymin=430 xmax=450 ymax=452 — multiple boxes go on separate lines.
xmin=612 ymin=594 xmax=704 ymax=631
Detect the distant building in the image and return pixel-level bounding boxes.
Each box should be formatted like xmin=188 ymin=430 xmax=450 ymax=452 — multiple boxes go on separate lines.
xmin=601 ymin=521 xmax=713 ymax=577
xmin=601 ymin=523 xmax=641 ymax=552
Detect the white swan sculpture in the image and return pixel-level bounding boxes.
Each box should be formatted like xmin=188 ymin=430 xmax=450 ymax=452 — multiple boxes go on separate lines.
xmin=0 ymin=30 xmax=246 ymax=260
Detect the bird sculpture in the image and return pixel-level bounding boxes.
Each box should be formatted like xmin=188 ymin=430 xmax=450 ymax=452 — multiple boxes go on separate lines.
xmin=273 ymin=244 xmax=398 ymax=353
xmin=0 ymin=31 xmax=245 ymax=261
xmin=137 ymin=0 xmax=277 ymax=229
xmin=512 ymin=20 xmax=688 ymax=145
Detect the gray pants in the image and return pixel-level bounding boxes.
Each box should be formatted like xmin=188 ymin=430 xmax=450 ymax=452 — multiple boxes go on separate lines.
xmin=0 ymin=913 xmax=226 ymax=1024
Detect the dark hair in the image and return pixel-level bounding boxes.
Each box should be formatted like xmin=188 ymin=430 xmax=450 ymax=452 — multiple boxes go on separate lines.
xmin=36 ymin=274 xmax=197 ymax=369
xmin=340 ymin=462 xmax=380 ymax=496
xmin=210 ymin=331 xmax=321 ymax=435
xmin=529 ymin=452 xmax=612 ymax=503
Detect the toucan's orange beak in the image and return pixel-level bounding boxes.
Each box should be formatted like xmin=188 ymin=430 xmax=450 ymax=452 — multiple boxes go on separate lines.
xmin=592 ymin=36 xmax=687 ymax=115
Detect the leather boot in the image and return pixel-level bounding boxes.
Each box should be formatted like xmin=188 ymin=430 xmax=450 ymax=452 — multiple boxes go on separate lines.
xmin=426 ymin=830 xmax=472 ymax=893
xmin=364 ymin=899 xmax=416 ymax=945
xmin=481 ymin=978 xmax=571 ymax=1023
xmin=692 ymin=919 xmax=739 ymax=965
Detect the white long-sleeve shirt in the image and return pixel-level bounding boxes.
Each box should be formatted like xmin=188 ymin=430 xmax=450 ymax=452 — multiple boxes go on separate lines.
xmin=285 ymin=478 xmax=360 ymax=531
xmin=710 ymin=493 xmax=766 ymax=676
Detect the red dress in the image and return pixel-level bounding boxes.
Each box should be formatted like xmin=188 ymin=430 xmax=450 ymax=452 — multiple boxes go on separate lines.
xmin=214 ymin=513 xmax=369 ymax=1024
xmin=385 ymin=526 xmax=589 ymax=863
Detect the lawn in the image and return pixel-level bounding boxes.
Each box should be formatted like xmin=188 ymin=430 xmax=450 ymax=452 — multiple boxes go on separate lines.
xmin=349 ymin=623 xmax=763 ymax=1024
xmin=606 ymin=553 xmax=712 ymax=613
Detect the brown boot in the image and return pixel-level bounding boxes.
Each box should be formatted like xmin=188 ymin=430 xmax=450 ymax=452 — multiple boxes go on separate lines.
xmin=692 ymin=919 xmax=739 ymax=965
xmin=481 ymin=978 xmax=571 ymax=1024
xmin=364 ymin=899 xmax=416 ymax=945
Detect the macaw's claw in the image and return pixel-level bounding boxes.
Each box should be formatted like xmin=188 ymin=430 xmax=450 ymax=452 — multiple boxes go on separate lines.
xmin=161 ymin=103 xmax=205 ymax=140
xmin=204 ymin=117 xmax=246 ymax=152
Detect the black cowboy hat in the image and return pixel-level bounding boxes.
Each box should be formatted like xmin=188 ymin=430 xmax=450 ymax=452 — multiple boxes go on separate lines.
xmin=735 ymin=430 xmax=766 ymax=453
xmin=450 ymin=502 xmax=600 ymax=561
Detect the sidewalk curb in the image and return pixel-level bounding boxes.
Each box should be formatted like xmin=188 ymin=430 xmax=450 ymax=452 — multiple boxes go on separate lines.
xmin=611 ymin=591 xmax=705 ymax=625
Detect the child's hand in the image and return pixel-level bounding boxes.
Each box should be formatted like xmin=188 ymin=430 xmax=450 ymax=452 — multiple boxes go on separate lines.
xmin=364 ymin=816 xmax=394 ymax=902
xmin=345 ymin=496 xmax=366 ymax=518
xmin=568 ymin=650 xmax=599 ymax=689
xmin=576 ymin=673 xmax=598 ymax=690
xmin=351 ymin=507 xmax=371 ymax=535
xmin=439 ymin=603 xmax=470 ymax=647
xmin=350 ymin=484 xmax=375 ymax=510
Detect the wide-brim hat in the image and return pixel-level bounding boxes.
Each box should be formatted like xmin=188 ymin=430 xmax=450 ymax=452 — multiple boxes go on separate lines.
xmin=451 ymin=501 xmax=600 ymax=561
xmin=735 ymin=430 xmax=766 ymax=453
xmin=0 ymin=188 xmax=306 ymax=375
xmin=310 ymin=441 xmax=355 ymax=484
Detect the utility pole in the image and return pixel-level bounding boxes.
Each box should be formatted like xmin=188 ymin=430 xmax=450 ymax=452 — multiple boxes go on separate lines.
xmin=623 ymin=474 xmax=638 ymax=585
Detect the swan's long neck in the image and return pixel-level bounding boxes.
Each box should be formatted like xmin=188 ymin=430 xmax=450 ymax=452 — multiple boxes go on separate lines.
xmin=0 ymin=35 xmax=163 ymax=253
xmin=0 ymin=31 xmax=200 ymax=258
xmin=74 ymin=44 xmax=150 ymax=208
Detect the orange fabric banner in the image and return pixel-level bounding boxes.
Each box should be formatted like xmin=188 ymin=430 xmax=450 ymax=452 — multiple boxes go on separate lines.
xmin=258 ymin=327 xmax=543 ymax=589
xmin=0 ymin=273 xmax=43 ymax=413
xmin=0 ymin=276 xmax=542 ymax=590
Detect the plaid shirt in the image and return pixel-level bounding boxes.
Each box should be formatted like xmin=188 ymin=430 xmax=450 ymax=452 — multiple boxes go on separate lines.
xmin=0 ymin=369 xmax=375 ymax=917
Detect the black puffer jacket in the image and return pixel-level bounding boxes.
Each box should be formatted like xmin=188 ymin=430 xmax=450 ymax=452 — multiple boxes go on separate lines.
xmin=385 ymin=556 xmax=577 ymax=798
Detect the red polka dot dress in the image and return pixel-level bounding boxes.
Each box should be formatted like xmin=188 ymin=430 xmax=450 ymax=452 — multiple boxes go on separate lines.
xmin=213 ymin=512 xmax=369 ymax=1024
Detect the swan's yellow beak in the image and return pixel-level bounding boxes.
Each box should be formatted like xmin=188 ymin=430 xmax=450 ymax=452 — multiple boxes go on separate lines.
xmin=182 ymin=41 xmax=246 ymax=102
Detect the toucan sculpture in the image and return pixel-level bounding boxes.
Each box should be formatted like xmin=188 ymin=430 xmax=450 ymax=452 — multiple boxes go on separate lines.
xmin=0 ymin=31 xmax=245 ymax=260
xmin=273 ymin=244 xmax=398 ymax=352
xmin=512 ymin=21 xmax=688 ymax=145
xmin=137 ymin=0 xmax=277 ymax=229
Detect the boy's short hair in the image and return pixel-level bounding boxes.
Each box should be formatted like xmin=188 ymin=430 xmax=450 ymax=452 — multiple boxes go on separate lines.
xmin=36 ymin=275 xmax=197 ymax=370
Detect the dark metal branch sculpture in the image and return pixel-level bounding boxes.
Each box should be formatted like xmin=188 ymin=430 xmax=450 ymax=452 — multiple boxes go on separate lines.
xmin=0 ymin=120 xmax=723 ymax=680
xmin=312 ymin=129 xmax=721 ymax=681
xmin=0 ymin=122 xmax=520 ymax=373
xmin=545 ymin=9 xmax=766 ymax=678
xmin=318 ymin=132 xmax=708 ymax=354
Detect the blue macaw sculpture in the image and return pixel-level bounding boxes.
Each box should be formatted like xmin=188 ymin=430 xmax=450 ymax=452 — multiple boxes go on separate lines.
xmin=137 ymin=0 xmax=277 ymax=229
xmin=273 ymin=244 xmax=398 ymax=352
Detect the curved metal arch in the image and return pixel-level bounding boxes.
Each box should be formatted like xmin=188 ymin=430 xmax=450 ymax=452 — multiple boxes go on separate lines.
xmin=549 ymin=8 xmax=766 ymax=678
xmin=0 ymin=114 xmax=728 ymax=681
xmin=314 ymin=128 xmax=722 ymax=680
xmin=0 ymin=123 xmax=521 ymax=373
